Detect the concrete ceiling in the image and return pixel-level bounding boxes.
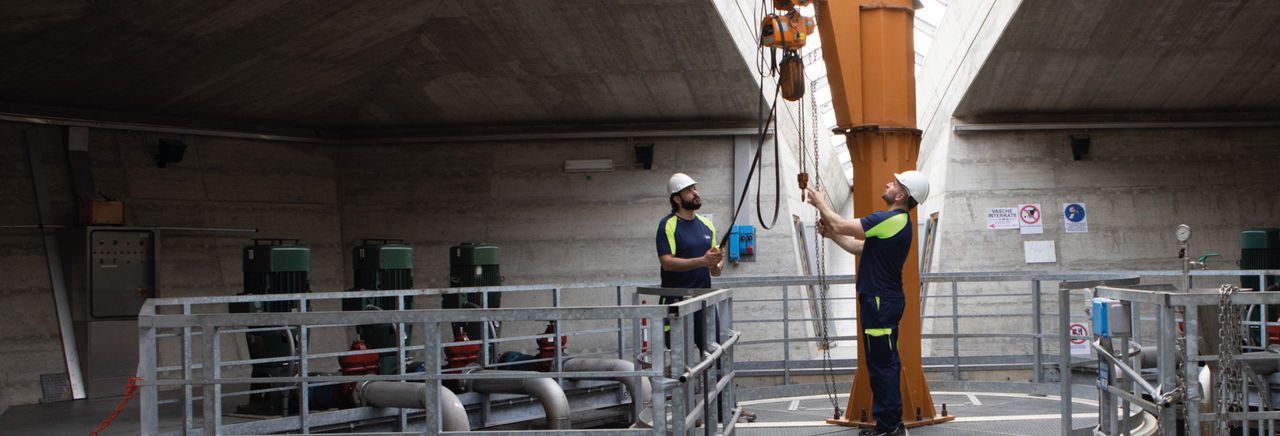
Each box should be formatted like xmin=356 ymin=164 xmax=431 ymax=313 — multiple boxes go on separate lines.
xmin=956 ymin=0 xmax=1280 ymax=119
xmin=0 ymin=0 xmax=759 ymax=131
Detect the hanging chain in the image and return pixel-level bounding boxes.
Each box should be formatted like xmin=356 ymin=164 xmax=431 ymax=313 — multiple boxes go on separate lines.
xmin=810 ymin=79 xmax=821 ymax=190
xmin=1216 ymin=284 xmax=1244 ymax=433
xmin=797 ymin=81 xmax=840 ymax=419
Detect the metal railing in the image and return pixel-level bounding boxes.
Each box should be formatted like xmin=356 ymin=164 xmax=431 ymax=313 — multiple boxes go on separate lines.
xmin=137 ymin=284 xmax=736 ymax=435
xmin=1084 ymin=276 xmax=1280 ymax=436
xmin=136 ymin=269 xmax=1280 ymax=435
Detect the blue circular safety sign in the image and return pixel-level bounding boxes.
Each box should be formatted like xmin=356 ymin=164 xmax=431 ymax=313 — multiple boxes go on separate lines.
xmin=1064 ymin=203 xmax=1086 ymax=223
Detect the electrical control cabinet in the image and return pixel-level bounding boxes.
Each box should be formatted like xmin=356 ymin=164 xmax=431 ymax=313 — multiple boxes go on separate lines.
xmin=60 ymin=227 xmax=157 ymax=398
xmin=89 ymin=229 xmax=155 ymax=318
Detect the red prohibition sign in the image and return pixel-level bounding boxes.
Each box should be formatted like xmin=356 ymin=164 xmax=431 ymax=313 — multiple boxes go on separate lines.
xmin=1069 ymin=324 xmax=1088 ymax=344
xmin=1020 ymin=205 xmax=1040 ymax=225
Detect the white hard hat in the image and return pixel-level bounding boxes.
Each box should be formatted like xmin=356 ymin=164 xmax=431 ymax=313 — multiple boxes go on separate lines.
xmin=894 ymin=170 xmax=930 ymax=204
xmin=667 ymin=173 xmax=697 ymax=195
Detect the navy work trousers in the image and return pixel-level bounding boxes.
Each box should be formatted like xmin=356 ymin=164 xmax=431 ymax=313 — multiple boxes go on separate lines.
xmin=860 ymin=294 xmax=904 ymax=433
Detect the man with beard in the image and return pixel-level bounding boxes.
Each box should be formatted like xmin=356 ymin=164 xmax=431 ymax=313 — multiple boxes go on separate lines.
xmin=656 ymin=173 xmax=723 ymax=351
xmin=805 ymin=171 xmax=930 ymax=436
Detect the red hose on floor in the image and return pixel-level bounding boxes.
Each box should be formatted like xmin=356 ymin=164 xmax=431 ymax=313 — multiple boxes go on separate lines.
xmin=89 ymin=377 xmax=141 ymax=436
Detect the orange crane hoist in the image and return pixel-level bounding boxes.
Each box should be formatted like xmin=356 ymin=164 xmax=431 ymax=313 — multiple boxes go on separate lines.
xmin=760 ymin=0 xmax=953 ymax=431
xmin=761 ymin=0 xmax=816 ymax=102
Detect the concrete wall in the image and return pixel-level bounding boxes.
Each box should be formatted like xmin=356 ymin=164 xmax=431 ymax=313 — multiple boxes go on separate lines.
xmin=0 ymin=116 xmax=851 ymax=411
xmin=0 ymin=121 xmax=346 ymax=412
xmin=926 ymin=128 xmax=1280 ymax=360
xmin=915 ymin=0 xmax=1280 ymax=363
xmin=0 ymin=125 xmax=76 ymax=414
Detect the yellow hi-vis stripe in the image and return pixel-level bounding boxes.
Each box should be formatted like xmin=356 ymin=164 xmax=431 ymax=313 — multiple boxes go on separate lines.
xmin=665 ymin=216 xmax=679 ymax=255
xmin=865 ymin=213 xmax=909 ymax=239
xmin=695 ymin=214 xmax=718 ymax=249
xmin=865 ymin=328 xmax=893 ymax=336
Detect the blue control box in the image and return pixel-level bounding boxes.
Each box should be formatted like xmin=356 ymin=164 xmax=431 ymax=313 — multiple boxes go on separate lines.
xmin=728 ymin=225 xmax=755 ymax=262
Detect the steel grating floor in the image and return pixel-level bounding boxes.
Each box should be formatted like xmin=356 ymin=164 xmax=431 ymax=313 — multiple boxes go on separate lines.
xmin=0 ymin=389 xmax=1104 ymax=435
xmin=734 ymin=392 xmax=1100 ymax=436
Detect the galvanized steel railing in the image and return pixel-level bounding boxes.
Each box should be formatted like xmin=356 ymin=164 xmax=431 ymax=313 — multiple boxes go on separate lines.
xmin=136 ymin=269 xmax=1280 ymax=434
xmin=137 ymin=284 xmax=736 ymax=435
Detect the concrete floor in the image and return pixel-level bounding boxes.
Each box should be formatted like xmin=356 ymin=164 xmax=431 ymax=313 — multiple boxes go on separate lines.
xmin=736 ymin=391 xmax=1102 ymax=436
xmin=1 ymin=388 xmax=1109 ymax=435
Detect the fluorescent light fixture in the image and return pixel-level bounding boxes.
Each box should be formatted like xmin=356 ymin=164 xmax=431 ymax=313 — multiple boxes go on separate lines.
xmin=563 ymin=159 xmax=614 ymax=173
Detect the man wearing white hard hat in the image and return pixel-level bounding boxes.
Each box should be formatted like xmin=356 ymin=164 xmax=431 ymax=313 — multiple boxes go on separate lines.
xmin=655 ymin=173 xmax=723 ymax=350
xmin=805 ymin=170 xmax=929 ymax=436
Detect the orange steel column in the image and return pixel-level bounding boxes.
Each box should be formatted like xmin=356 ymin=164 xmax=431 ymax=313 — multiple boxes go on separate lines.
xmin=816 ymin=0 xmax=953 ymax=429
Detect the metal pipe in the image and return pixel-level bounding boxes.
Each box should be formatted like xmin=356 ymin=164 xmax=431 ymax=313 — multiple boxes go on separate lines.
xmin=952 ymin=120 xmax=1280 ymax=133
xmin=563 ymin=357 xmax=653 ymax=424
xmin=25 ymin=132 xmax=85 ymax=400
xmin=471 ymin=370 xmax=572 ymax=430
xmin=0 ymin=111 xmax=768 ymax=144
xmin=680 ymin=331 xmax=741 ymax=383
xmin=1092 ymin=340 xmax=1161 ymax=401
xmin=356 ymin=381 xmax=469 ymax=431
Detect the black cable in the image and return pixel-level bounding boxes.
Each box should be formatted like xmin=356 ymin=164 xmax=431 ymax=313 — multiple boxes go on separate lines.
xmin=755 ymin=97 xmax=782 ymax=231
xmin=718 ymin=80 xmax=782 ymax=250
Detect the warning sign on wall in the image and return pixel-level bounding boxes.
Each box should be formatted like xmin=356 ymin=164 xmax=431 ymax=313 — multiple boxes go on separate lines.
xmin=1018 ymin=204 xmax=1043 ymax=234
xmin=1063 ymin=203 xmax=1088 ymax=233
xmin=1069 ymin=323 xmax=1091 ymax=356
xmin=986 ymin=207 xmax=1018 ymax=229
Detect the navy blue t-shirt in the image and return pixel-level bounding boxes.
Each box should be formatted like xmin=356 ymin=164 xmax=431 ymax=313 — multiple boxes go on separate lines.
xmin=655 ymin=213 xmax=718 ymax=289
xmin=857 ymin=209 xmax=912 ymax=300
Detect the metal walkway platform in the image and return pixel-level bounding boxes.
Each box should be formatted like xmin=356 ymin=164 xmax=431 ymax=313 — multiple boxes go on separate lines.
xmin=1 ymin=388 xmax=1104 ymax=435
xmin=735 ymin=392 xmax=1099 ymax=436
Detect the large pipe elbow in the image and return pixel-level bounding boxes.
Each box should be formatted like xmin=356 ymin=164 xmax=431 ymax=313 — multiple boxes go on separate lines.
xmin=563 ymin=357 xmax=652 ymax=409
xmin=471 ymin=371 xmax=572 ymax=430
xmin=358 ymin=381 xmax=470 ymax=431
xmin=438 ymin=386 xmax=471 ymax=432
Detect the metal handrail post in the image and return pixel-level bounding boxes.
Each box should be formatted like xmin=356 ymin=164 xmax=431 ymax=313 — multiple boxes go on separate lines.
xmin=952 ymin=281 xmax=960 ymax=380
xmin=1119 ymin=334 xmax=1130 ymax=436
xmin=1059 ymin=285 xmax=1071 ymax=436
xmin=1033 ymin=280 xmax=1043 ymax=383
xmin=671 ymin=307 xmax=687 ymax=436
xmin=1160 ymin=300 xmax=1180 ymax=436
xmin=139 ymin=317 xmax=158 ymax=434
xmin=617 ymin=286 xmax=625 ymax=361
xmin=702 ymin=298 xmax=719 ymax=434
xmin=181 ymin=303 xmax=193 ymax=433
xmin=783 ymin=285 xmax=791 ymax=385
xmin=424 ymin=321 xmax=442 ymax=434
xmin=1261 ymin=273 xmax=1269 ymax=350
xmin=649 ymin=312 xmax=668 ymax=434
xmin=1183 ymin=302 xmax=1201 ymax=436
xmin=298 ymin=297 xmax=310 ymax=434
xmin=482 ymin=290 xmax=491 ymax=366
xmin=554 ymin=288 xmax=563 ymax=383
xmin=720 ymin=296 xmax=734 ymax=426
xmin=201 ymin=325 xmax=222 ymax=435
xmin=396 ymin=295 xmax=408 ymax=430
xmin=630 ymin=289 xmax=644 ymax=422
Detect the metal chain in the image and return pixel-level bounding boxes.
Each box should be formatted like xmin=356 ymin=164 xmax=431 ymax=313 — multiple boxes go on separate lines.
xmin=797 ymin=91 xmax=806 ymax=176
xmin=810 ymin=79 xmax=821 ymax=189
xmin=1216 ymin=284 xmax=1244 ymax=433
xmin=786 ymin=71 xmax=840 ymax=419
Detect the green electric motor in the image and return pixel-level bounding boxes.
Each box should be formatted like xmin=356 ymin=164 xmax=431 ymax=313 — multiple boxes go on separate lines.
xmin=1242 ymin=229 xmax=1280 ymax=292
xmin=232 ymin=238 xmax=310 ymax=415
xmin=343 ymin=239 xmax=414 ymax=374
xmin=1242 ymin=229 xmax=1280 ymax=342
xmin=446 ymin=242 xmax=503 ymax=343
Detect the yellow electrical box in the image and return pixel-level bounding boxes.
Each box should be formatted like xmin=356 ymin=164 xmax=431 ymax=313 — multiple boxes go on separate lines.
xmin=85 ymin=200 xmax=124 ymax=225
